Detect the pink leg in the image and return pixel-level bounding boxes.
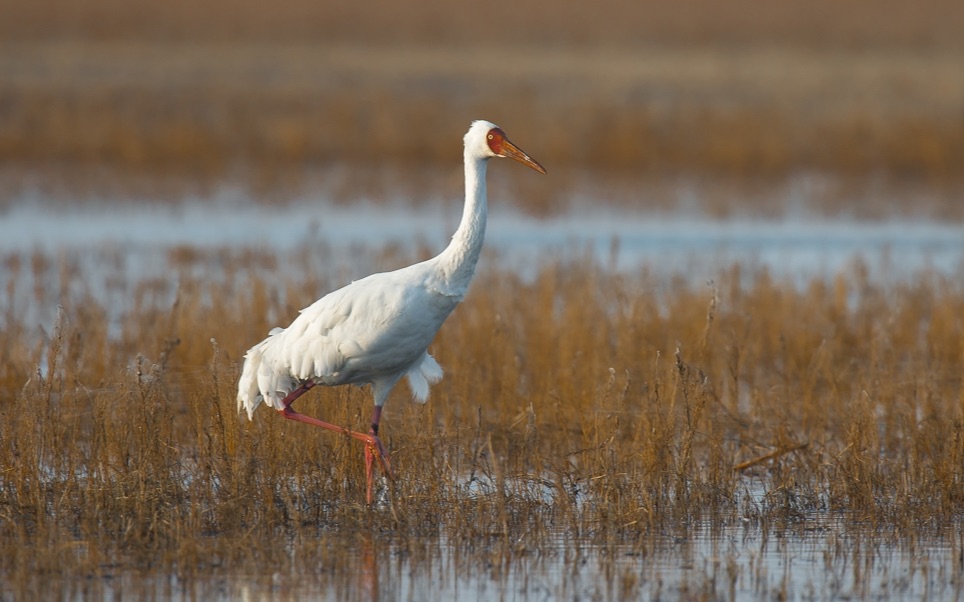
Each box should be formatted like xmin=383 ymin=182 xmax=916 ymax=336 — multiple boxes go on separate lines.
xmin=364 ymin=405 xmax=390 ymax=504
xmin=277 ymin=383 xmax=394 ymax=505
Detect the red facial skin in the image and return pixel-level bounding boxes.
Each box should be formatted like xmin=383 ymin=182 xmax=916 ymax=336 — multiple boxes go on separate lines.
xmin=486 ymin=128 xmax=507 ymax=155
xmin=484 ymin=126 xmax=547 ymax=174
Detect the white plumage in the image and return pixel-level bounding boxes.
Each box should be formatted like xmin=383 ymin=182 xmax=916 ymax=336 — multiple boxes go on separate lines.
xmin=237 ymin=265 xmax=451 ymax=418
xmin=236 ymin=119 xmax=546 ymax=502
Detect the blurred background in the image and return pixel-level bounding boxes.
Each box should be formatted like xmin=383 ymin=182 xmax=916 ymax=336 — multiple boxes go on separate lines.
xmin=1 ymin=0 xmax=962 ymax=217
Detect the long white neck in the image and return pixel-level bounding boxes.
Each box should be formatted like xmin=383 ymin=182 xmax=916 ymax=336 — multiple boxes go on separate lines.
xmin=435 ymin=152 xmax=488 ymax=295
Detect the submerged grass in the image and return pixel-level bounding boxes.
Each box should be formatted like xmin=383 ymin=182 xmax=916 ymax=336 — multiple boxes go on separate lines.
xmin=1 ymin=243 xmax=962 ymax=595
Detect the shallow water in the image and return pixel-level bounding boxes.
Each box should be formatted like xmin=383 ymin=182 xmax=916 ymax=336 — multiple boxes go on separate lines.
xmin=3 ymin=195 xmax=962 ymax=282
xmin=4 ymin=193 xmax=963 ymax=362
xmin=26 ymin=517 xmax=962 ymax=601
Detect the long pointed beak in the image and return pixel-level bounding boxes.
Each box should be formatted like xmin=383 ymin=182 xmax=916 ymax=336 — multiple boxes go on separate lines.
xmin=500 ymin=138 xmax=548 ymax=175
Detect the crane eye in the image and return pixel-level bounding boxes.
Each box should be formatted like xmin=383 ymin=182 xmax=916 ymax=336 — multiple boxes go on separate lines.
xmin=488 ymin=134 xmax=493 ymax=139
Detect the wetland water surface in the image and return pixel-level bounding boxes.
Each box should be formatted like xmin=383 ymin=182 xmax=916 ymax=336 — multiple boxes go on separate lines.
xmin=3 ymin=195 xmax=962 ymax=280
xmin=29 ymin=513 xmax=964 ymax=601
xmin=4 ymin=195 xmax=961 ymax=333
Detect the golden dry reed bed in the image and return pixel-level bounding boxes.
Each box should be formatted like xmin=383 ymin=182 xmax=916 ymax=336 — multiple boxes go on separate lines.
xmin=2 ymin=43 xmax=962 ymax=193
xmin=1 ymin=245 xmax=962 ymax=596
xmin=2 ymin=0 xmax=964 ymax=216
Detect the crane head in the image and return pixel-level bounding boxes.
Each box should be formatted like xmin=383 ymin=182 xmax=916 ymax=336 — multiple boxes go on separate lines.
xmin=466 ymin=120 xmax=547 ymax=174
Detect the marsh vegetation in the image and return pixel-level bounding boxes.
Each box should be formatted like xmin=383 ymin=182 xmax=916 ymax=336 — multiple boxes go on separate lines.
xmin=2 ymin=0 xmax=963 ymax=598
xmin=1 ymin=241 xmax=962 ymax=599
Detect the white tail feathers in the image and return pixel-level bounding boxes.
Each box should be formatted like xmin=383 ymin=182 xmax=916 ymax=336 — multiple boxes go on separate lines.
xmin=407 ymin=353 xmax=443 ymax=404
xmin=237 ymin=347 xmax=264 ymax=420
xmin=237 ymin=329 xmax=296 ymax=420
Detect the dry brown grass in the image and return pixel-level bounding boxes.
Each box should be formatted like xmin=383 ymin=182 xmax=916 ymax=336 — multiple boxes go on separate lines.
xmin=2 ymin=0 xmax=964 ymax=215
xmin=1 ymin=244 xmax=962 ymax=596
xmin=4 ymin=0 xmax=964 ymax=49
xmin=2 ymin=43 xmax=962 ymax=179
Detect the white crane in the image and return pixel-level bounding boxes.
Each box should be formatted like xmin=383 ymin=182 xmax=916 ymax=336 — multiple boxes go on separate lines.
xmin=237 ymin=120 xmax=546 ymax=504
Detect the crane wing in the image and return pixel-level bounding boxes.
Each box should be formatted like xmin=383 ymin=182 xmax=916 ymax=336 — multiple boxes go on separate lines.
xmin=238 ymin=262 xmax=458 ymax=417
